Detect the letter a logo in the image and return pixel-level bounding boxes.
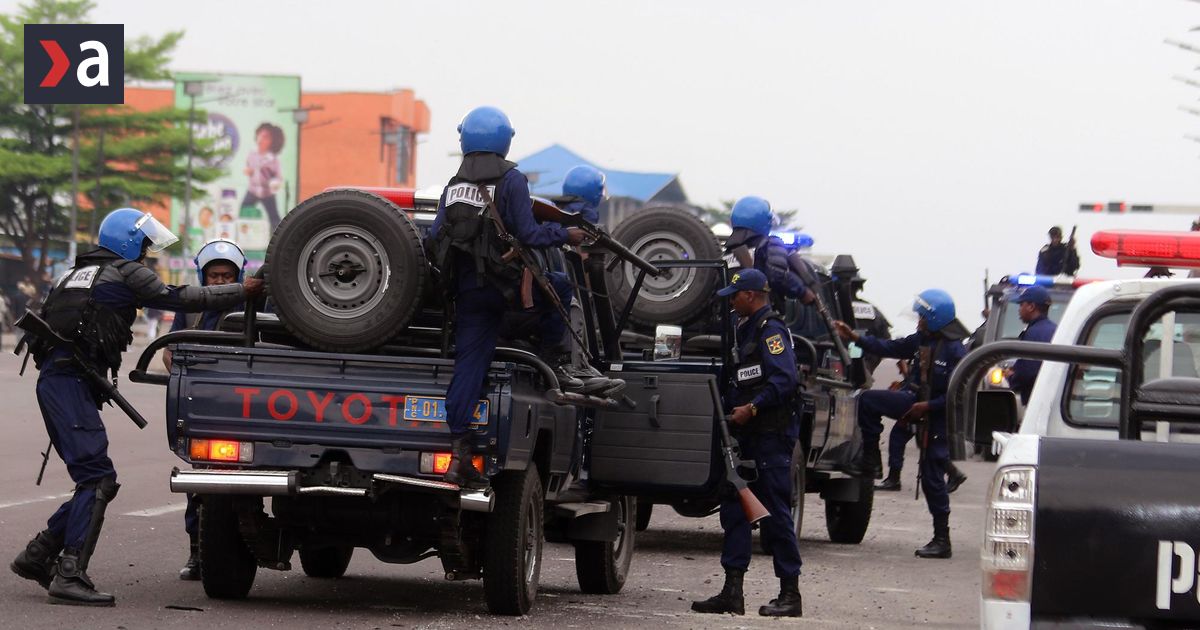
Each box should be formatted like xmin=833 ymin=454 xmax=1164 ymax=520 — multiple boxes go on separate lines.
xmin=24 ymin=24 xmax=123 ymax=104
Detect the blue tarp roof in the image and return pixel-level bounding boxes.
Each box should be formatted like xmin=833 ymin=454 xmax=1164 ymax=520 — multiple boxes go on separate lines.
xmin=516 ymin=144 xmax=678 ymax=202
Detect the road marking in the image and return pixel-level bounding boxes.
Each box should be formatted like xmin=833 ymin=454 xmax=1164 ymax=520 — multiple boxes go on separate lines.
xmin=873 ymin=587 xmax=912 ymax=593
xmin=122 ymin=503 xmax=187 ymax=517
xmin=0 ymin=493 xmax=72 ymax=510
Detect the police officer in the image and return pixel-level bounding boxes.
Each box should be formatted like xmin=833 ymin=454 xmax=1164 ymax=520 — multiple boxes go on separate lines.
xmin=163 ymin=238 xmax=248 ymax=581
xmin=1003 ymin=285 xmax=1057 ymax=405
xmin=876 ymin=358 xmax=967 ymax=494
xmin=9 ymin=209 xmax=262 ymax=605
xmin=834 ymin=289 xmax=966 ymax=559
xmin=429 ymin=106 xmax=587 ymax=488
xmin=561 ymin=164 xmax=606 ymax=225
xmin=692 ymin=269 xmax=803 ymax=618
xmin=1035 ymin=226 xmax=1080 ymax=276
xmin=724 ymin=196 xmax=815 ymax=309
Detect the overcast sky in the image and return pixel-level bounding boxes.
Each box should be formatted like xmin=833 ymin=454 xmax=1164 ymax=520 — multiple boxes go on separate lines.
xmin=17 ymin=0 xmax=1200 ymax=326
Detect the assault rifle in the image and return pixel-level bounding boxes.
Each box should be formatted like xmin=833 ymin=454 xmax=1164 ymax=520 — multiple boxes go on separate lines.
xmin=718 ymin=414 xmax=771 ymax=525
xmin=530 ymin=198 xmax=661 ymax=278
xmin=15 ymin=311 xmax=148 ymax=430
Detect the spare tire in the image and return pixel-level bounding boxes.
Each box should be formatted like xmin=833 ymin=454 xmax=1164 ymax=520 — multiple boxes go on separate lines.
xmin=606 ymin=206 xmax=722 ymax=328
xmin=266 ymin=189 xmax=426 ymax=352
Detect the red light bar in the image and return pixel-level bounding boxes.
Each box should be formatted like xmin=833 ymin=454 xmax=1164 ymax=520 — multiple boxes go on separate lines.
xmin=1091 ymin=230 xmax=1200 ymax=269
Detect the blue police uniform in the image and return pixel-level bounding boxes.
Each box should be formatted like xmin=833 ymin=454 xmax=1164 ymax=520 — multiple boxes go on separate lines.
xmin=855 ymin=331 xmax=966 ymax=526
xmin=721 ymin=304 xmax=803 ymax=579
xmin=13 ymin=243 xmax=245 ymax=604
xmin=431 ymin=159 xmax=568 ymax=437
xmin=561 ymin=198 xmax=599 ymax=225
xmin=1007 ymin=315 xmax=1056 ymax=405
xmin=753 ymin=235 xmax=808 ymax=301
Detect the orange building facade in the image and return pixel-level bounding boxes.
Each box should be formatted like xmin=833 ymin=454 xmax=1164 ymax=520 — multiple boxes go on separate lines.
xmin=123 ymin=84 xmax=430 ymax=224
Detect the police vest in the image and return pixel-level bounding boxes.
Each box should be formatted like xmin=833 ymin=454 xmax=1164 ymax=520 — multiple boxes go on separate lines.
xmin=732 ymin=310 xmax=794 ymax=433
xmin=35 ymin=258 xmax=132 ymax=375
xmin=429 ymin=156 xmax=523 ymax=297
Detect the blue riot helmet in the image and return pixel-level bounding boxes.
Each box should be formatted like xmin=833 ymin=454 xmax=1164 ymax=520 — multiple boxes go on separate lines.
xmin=563 ymin=165 xmax=607 ymax=208
xmin=730 ymin=196 xmax=774 ymax=236
xmin=457 ymin=106 xmax=515 ymax=157
xmin=98 ymin=208 xmax=179 ymax=261
xmin=913 ymin=289 xmax=956 ymax=332
xmin=193 ymin=239 xmax=247 ymax=285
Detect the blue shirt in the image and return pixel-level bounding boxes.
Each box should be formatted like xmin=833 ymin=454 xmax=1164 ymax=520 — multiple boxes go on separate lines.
xmin=754 ymin=236 xmax=808 ymax=300
xmin=1008 ymin=315 xmax=1057 ymax=404
xmin=731 ymin=306 xmax=798 ymax=411
xmin=856 ymin=330 xmax=967 ymax=414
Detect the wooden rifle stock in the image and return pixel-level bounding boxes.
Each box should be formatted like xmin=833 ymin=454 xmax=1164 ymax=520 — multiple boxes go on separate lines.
xmin=531 ymin=198 xmax=661 ymax=277
xmin=718 ymin=414 xmax=771 ymax=524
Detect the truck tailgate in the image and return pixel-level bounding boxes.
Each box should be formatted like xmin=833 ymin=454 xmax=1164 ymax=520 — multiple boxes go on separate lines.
xmin=1033 ymin=436 xmax=1200 ymax=622
xmin=168 ymin=344 xmax=500 ymax=453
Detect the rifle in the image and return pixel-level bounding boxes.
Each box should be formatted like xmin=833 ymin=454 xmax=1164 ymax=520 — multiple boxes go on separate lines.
xmin=530 ymin=198 xmax=661 ymax=278
xmin=1065 ymin=225 xmax=1080 ymax=276
xmin=477 ymin=186 xmax=594 ymax=361
xmin=718 ymin=414 xmax=771 ymax=525
xmin=782 ymin=249 xmax=855 ymax=372
xmin=15 ymin=311 xmax=148 ymax=429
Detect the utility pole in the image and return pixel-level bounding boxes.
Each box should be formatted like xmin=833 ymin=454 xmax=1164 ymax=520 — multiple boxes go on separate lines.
xmin=68 ymin=107 xmax=80 ymax=264
xmin=181 ymin=79 xmax=206 ymax=260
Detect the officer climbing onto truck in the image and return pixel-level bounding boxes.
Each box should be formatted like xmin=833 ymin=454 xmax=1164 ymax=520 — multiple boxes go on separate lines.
xmin=429 ymin=106 xmax=621 ymax=488
xmin=876 ymin=359 xmax=968 ymax=494
xmin=1002 ymin=284 xmax=1057 ymax=406
xmin=9 ymin=209 xmax=262 ymax=606
xmin=833 ymin=289 xmax=966 ymax=559
xmin=692 ymin=269 xmax=804 ymax=618
xmin=161 ymin=238 xmax=249 ymax=581
xmin=723 ymin=196 xmax=815 ymax=309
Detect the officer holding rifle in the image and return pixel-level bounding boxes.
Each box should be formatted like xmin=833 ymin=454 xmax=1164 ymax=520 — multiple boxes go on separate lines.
xmin=692 ymin=269 xmax=803 ymax=618
xmin=8 ymin=209 xmax=262 ymax=606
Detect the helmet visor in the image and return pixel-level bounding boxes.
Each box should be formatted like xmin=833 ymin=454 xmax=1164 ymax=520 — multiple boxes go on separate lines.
xmin=135 ymin=213 xmax=179 ymax=253
xmin=912 ymin=294 xmax=932 ymax=315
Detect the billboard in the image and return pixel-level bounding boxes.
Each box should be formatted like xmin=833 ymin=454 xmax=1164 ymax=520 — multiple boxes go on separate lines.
xmin=172 ymin=73 xmax=300 ymax=262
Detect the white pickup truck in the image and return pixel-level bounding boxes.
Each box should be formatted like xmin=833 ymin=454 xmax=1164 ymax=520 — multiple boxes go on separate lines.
xmin=948 ymin=229 xmax=1200 ymax=629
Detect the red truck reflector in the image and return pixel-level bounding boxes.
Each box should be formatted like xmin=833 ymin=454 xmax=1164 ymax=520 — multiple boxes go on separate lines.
xmin=1091 ymin=230 xmax=1200 ymax=269
xmin=420 ymin=452 xmax=484 ymax=475
xmin=190 ymin=438 xmax=254 ymax=463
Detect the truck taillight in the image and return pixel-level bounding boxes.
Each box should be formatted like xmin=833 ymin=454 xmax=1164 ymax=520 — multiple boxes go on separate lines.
xmin=420 ymin=452 xmax=483 ymax=475
xmin=982 ymin=465 xmax=1036 ymax=602
xmin=190 ymin=438 xmax=254 ymax=463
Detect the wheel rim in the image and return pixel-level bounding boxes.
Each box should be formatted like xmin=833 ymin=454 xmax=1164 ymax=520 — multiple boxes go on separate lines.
xmin=297 ymin=224 xmax=390 ymax=320
xmin=623 ymin=231 xmax=698 ymax=303
xmin=523 ymin=497 xmax=540 ymax=588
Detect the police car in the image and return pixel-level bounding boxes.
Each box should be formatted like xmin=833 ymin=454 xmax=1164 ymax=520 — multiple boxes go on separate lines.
xmin=947 ymin=229 xmax=1200 ymax=628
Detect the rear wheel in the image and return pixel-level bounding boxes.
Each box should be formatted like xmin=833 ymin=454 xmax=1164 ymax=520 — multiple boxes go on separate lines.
xmin=484 ymin=467 xmax=544 ymax=615
xmin=824 ymin=477 xmax=874 ymax=544
xmin=635 ymin=499 xmax=653 ymax=532
xmin=199 ymin=496 xmax=257 ymax=599
xmin=606 ymin=206 xmax=722 ymax=328
xmin=299 ymin=544 xmax=353 ymax=578
xmin=266 ymin=189 xmax=426 ymax=352
xmin=574 ymin=496 xmax=636 ymax=594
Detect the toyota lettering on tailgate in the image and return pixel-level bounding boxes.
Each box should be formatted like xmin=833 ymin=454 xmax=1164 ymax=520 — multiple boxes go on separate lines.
xmin=232 ymin=388 xmax=487 ymax=428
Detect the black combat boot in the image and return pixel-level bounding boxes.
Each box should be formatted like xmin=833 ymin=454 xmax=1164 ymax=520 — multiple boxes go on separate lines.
xmin=691 ymin=568 xmax=745 ymax=615
xmin=946 ymin=462 xmax=968 ymax=494
xmin=876 ymin=468 xmax=902 ymax=492
xmin=179 ymin=543 xmax=200 ymax=581
xmin=758 ymin=576 xmax=803 ymax=617
xmin=848 ymin=442 xmax=882 ymax=479
xmin=915 ymin=514 xmax=952 ymax=559
xmin=47 ymin=550 xmax=114 ymax=606
xmin=443 ymin=434 xmax=488 ymax=489
xmin=10 ymin=530 xmax=63 ymax=589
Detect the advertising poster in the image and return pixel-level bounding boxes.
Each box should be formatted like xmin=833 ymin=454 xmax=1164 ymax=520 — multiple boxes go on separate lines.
xmin=172 ymin=73 xmax=300 ymax=263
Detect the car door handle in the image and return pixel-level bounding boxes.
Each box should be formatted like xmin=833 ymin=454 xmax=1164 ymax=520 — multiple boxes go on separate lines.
xmin=648 ymin=394 xmax=661 ymax=428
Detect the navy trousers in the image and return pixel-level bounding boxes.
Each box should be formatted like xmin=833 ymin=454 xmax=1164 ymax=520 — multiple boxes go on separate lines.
xmin=446 ymin=286 xmax=508 ymax=435
xmin=719 ymin=432 xmax=802 ymax=578
xmin=37 ymin=373 xmax=117 ymax=550
xmin=857 ymin=389 xmax=916 ymax=450
xmin=920 ymin=427 xmax=951 ymax=518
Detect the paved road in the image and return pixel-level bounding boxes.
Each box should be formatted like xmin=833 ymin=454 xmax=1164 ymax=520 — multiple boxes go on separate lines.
xmin=0 ymin=340 xmax=986 ymax=629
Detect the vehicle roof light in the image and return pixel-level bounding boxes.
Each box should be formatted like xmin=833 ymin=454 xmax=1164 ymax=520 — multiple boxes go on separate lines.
xmin=1091 ymin=230 xmax=1200 ymax=269
xmin=770 ymin=231 xmax=815 ymax=248
xmin=1012 ymin=273 xmax=1054 ymax=287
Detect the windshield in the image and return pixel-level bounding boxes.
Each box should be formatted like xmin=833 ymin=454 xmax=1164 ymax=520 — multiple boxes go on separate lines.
xmin=995 ymin=289 xmax=1072 ymax=339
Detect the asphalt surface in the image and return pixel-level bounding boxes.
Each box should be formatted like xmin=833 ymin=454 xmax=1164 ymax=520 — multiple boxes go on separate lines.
xmin=0 ymin=334 xmax=986 ymax=629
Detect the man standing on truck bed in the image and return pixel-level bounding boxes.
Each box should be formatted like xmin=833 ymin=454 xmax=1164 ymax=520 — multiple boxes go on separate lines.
xmin=723 ymin=196 xmax=815 ymax=309
xmin=692 ymin=269 xmax=804 ymax=618
xmin=429 ymin=106 xmax=590 ymax=488
xmin=161 ymin=238 xmax=248 ymax=581
xmin=9 ymin=209 xmax=262 ymax=606
xmin=1003 ymin=285 xmax=1057 ymax=406
xmin=834 ymin=289 xmax=966 ymax=559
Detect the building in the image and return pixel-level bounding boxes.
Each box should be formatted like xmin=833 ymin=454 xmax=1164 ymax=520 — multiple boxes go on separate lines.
xmin=515 ymin=144 xmax=690 ymax=226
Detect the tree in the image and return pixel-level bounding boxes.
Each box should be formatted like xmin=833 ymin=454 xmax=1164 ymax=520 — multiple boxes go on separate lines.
xmin=0 ymin=0 xmax=221 ymax=278
xmin=696 ymin=198 xmax=803 ymax=230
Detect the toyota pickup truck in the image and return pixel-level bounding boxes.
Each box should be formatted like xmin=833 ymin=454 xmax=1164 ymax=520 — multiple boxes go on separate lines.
xmin=948 ymin=229 xmax=1200 ymax=628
